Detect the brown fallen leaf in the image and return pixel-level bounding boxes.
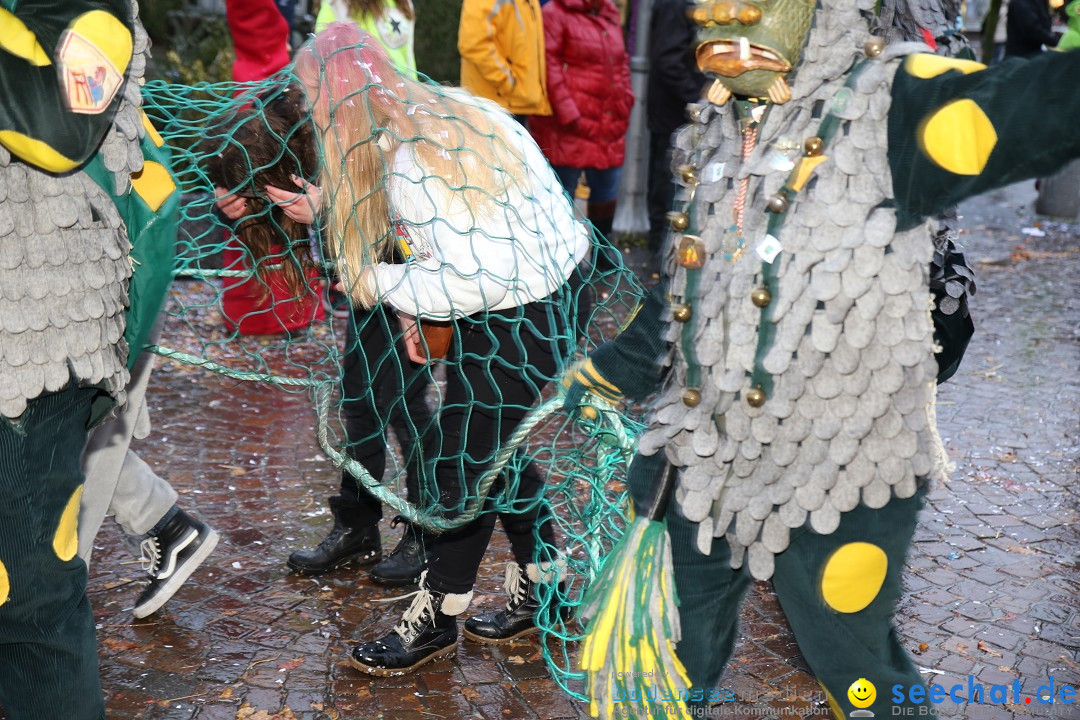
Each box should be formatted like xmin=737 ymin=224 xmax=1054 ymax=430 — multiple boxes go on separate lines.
xmin=277 ymin=656 xmax=305 ymax=672
xmin=461 ymin=686 xmax=483 ymax=701
xmin=507 ymin=655 xmax=525 ymax=665
xmin=977 ymin=640 xmax=1004 ymax=658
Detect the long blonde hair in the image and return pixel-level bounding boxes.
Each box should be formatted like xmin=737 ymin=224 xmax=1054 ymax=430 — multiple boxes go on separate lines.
xmin=294 ymin=23 xmax=528 ymax=308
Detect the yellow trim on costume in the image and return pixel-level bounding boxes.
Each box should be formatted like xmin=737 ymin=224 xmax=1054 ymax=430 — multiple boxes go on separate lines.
xmin=0 ymin=130 xmax=79 ymax=173
xmin=0 ymin=558 xmax=8 ymax=607
xmin=0 ymin=9 xmax=51 ymax=65
xmin=820 ymin=541 xmax=888 ymax=613
xmin=904 ymin=53 xmax=986 ymax=79
xmin=67 ymin=10 xmax=133 ymax=77
xmin=53 ymin=485 xmax=84 ymax=562
xmin=139 ymin=110 xmax=165 ymax=147
xmin=131 ymin=161 xmax=177 ymax=212
xmin=918 ymin=99 xmax=998 ymax=176
xmin=822 ymin=680 xmax=847 ymax=720
xmin=791 ymin=155 xmax=828 ymax=192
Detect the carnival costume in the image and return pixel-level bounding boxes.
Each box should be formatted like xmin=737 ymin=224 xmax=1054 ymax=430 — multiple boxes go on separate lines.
xmin=0 ymin=1 xmax=175 ymax=715
xmin=566 ymin=0 xmax=1080 ymax=717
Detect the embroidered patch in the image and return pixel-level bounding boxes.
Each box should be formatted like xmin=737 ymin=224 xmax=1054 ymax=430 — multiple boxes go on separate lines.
xmin=59 ymin=29 xmax=124 ymax=114
xmin=394 ymin=219 xmax=433 ymax=261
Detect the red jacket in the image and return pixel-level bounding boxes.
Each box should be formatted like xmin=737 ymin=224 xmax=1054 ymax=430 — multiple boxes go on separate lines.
xmin=529 ymin=0 xmax=634 ymax=170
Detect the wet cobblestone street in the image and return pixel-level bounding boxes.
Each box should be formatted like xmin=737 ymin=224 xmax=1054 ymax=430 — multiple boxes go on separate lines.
xmin=86 ymin=182 xmax=1077 ymax=720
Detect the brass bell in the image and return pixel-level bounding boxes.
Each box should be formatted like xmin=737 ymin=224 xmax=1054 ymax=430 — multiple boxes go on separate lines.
xmin=746 ymin=387 xmax=767 ymax=407
xmin=803 ymin=136 xmax=825 ymax=157
xmin=678 ymin=164 xmax=699 ymax=186
xmin=766 ymin=193 xmax=789 ymax=214
xmin=672 ymin=304 xmax=693 ymax=322
xmin=682 ymin=388 xmax=702 ymax=407
xmin=751 ymin=286 xmax=771 ymax=308
xmin=667 ymin=211 xmax=690 ymax=231
xmin=864 ymin=36 xmax=886 ymax=57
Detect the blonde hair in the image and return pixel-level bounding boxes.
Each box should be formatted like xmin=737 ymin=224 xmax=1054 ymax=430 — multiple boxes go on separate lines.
xmin=294 ymin=23 xmax=528 ymax=308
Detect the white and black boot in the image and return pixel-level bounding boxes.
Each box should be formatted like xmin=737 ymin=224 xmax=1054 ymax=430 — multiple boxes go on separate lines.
xmin=463 ymin=562 xmax=564 ymax=644
xmin=349 ymin=571 xmax=471 ymax=676
xmin=133 ymin=507 xmax=219 ymax=619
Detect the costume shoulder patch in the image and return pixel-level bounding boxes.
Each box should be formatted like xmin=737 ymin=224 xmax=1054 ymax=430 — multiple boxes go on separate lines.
xmin=393 ymin=218 xmax=433 ymax=261
xmin=919 ymin=98 xmax=998 ymax=176
xmin=59 ymin=10 xmax=133 ymax=115
xmin=903 ymin=53 xmax=986 ymax=79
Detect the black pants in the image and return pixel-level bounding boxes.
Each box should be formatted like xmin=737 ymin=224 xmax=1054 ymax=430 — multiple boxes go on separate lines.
xmin=334 ymin=305 xmax=436 ymax=527
xmin=424 ymin=293 xmax=571 ymax=594
xmin=647 ymin=130 xmax=678 ymax=255
xmin=0 ymin=385 xmax=103 ymax=720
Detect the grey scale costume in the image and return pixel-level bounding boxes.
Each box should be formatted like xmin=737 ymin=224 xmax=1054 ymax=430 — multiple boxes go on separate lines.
xmin=0 ymin=17 xmax=150 ymax=421
xmin=637 ymin=2 xmax=950 ymax=581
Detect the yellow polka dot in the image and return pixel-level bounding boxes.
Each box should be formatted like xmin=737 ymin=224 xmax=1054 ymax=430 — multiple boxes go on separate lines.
xmin=130 ymin=160 xmax=177 ymax=212
xmin=904 ymin=53 xmax=986 ymax=79
xmin=919 ymin=99 xmax=998 ymax=176
xmin=53 ymin=485 xmax=84 ymax=562
xmin=820 ymin=542 xmax=888 ymax=613
xmin=0 ymin=558 xmax=9 ymax=607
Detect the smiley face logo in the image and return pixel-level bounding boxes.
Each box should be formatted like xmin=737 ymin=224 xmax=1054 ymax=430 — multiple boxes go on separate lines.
xmin=848 ymin=678 xmax=877 ymax=709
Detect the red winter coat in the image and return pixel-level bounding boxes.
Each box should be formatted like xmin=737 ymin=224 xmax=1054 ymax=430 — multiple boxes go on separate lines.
xmin=529 ymin=0 xmax=634 ymax=170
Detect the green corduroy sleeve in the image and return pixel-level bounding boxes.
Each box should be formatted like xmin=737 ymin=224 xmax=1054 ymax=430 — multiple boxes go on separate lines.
xmin=889 ymin=49 xmax=1080 ymax=231
xmin=587 ymin=284 xmax=673 ymax=402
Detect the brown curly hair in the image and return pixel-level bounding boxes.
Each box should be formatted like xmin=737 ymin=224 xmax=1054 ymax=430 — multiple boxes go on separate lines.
xmin=205 ymin=85 xmax=320 ymax=298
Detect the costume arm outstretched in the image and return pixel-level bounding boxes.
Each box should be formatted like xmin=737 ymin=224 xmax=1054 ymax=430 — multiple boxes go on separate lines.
xmin=888 ymin=49 xmax=1080 ymax=230
xmin=563 ymin=284 xmax=673 ymax=410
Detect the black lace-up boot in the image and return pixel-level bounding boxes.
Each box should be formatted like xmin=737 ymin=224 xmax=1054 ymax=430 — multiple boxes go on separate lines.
xmin=133 ymin=507 xmax=219 ymax=619
xmin=287 ymin=497 xmax=380 ymax=574
xmin=349 ymin=572 xmax=468 ymax=676
xmin=369 ymin=516 xmax=427 ymax=587
xmin=463 ymin=562 xmax=563 ymax=644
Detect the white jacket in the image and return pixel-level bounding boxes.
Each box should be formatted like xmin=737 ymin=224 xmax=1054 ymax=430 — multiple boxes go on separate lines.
xmin=367 ymin=110 xmax=590 ymax=320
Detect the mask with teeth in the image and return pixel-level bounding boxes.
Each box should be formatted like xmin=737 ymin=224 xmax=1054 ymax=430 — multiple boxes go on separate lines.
xmin=692 ymin=0 xmax=817 ymax=104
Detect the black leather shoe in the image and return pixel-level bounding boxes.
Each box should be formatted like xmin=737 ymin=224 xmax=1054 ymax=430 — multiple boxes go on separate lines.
xmin=287 ymin=500 xmax=380 ymax=574
xmin=463 ymin=563 xmax=563 ymax=645
xmin=369 ymin=516 xmax=427 ymax=587
xmin=349 ymin=578 xmax=459 ymax=676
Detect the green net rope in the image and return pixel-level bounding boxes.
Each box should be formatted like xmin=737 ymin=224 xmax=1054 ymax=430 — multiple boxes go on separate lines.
xmin=141 ymin=44 xmax=644 ymax=697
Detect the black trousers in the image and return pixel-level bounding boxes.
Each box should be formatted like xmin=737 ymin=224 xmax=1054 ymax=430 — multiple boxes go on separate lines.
xmin=424 ymin=292 xmax=571 ymax=594
xmin=647 ymin=130 xmax=678 ymax=255
xmin=334 ymin=305 xmax=436 ymax=527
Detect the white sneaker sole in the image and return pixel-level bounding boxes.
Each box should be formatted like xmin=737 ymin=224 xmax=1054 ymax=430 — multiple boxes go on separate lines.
xmin=132 ymin=529 xmax=220 ymax=619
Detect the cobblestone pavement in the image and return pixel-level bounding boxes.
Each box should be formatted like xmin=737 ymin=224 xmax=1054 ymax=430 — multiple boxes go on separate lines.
xmin=83 ymin=182 xmax=1077 ymax=720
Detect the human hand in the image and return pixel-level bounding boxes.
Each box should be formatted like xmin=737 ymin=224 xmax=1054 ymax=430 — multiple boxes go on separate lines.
xmin=397 ymin=311 xmax=429 ymax=365
xmin=214 ymin=187 xmax=248 ymax=220
xmin=265 ymin=174 xmax=322 ymax=224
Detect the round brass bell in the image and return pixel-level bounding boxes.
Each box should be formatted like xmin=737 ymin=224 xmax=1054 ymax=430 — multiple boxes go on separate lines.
xmin=864 ymin=36 xmax=886 ymax=57
xmin=667 ymin=211 xmax=690 ymax=231
xmin=803 ymin=136 xmax=825 ymax=157
xmin=678 ymin=165 xmax=699 ymax=186
xmin=746 ymin=387 xmax=767 ymax=408
xmin=682 ymin=388 xmax=702 ymax=407
xmin=750 ymin=286 xmax=771 ymax=308
xmin=672 ymin=304 xmax=693 ymax=323
xmin=766 ymin=193 xmax=789 ymax=214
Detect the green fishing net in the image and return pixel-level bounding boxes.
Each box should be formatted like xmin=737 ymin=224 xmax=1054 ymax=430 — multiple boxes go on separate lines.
xmin=141 ymin=50 xmax=644 ymax=698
